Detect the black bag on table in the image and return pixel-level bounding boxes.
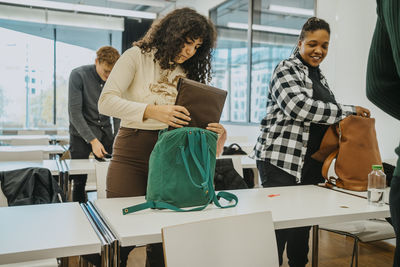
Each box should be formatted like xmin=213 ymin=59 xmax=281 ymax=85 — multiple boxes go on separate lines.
xmin=222 ymin=143 xmax=255 ymax=188
xmin=214 ymin=158 xmax=248 ymax=191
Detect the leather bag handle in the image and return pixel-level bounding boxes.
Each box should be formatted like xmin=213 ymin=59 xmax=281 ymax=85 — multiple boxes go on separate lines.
xmin=321 ymin=149 xmax=339 ymax=182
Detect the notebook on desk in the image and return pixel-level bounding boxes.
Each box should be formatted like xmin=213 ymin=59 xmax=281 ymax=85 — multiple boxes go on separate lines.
xmin=169 ymin=78 xmax=227 ymax=130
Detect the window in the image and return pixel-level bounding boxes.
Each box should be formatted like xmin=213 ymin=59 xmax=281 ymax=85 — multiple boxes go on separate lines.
xmin=211 ymin=0 xmax=248 ymax=123
xmin=0 ymin=19 xmax=122 ymax=128
xmin=55 ymin=26 xmax=122 ymax=127
xmin=0 ymin=25 xmax=53 ymax=128
xmin=210 ymin=0 xmax=314 ymax=124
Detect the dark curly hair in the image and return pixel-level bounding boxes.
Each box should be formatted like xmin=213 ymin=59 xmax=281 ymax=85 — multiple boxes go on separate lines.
xmin=134 ymin=7 xmax=217 ymax=83
xmin=299 ymin=17 xmax=330 ymax=41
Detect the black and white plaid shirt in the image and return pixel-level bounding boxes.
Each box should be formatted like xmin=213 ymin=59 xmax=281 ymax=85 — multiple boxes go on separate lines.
xmin=253 ymin=54 xmax=356 ymax=182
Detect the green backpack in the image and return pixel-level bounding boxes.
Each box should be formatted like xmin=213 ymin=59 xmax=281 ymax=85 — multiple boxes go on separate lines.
xmin=122 ymin=127 xmax=238 ymax=215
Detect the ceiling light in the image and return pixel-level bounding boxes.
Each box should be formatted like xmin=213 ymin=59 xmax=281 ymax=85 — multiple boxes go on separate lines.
xmin=108 ymin=0 xmax=166 ymax=8
xmin=0 ymin=4 xmax=124 ymax=30
xmin=269 ymin=4 xmax=314 ymax=17
xmin=227 ymin=22 xmax=301 ymax=36
xmin=0 ymin=0 xmax=157 ymax=19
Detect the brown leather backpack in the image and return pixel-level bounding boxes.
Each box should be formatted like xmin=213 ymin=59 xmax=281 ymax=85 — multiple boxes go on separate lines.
xmin=311 ymin=115 xmax=382 ymax=191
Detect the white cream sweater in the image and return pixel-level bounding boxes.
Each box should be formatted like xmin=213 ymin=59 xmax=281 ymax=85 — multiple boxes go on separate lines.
xmin=98 ymin=46 xmax=186 ymax=130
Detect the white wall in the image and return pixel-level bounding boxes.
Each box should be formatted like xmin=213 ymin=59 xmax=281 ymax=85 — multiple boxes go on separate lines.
xmin=222 ymin=123 xmax=260 ymax=145
xmin=316 ymin=0 xmax=400 ymax=160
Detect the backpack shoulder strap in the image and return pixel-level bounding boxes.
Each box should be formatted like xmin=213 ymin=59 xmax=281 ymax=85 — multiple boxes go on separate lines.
xmin=213 ymin=191 xmax=238 ymax=208
xmin=122 ymin=192 xmax=238 ymax=215
xmin=122 ymin=198 xmax=213 ymax=214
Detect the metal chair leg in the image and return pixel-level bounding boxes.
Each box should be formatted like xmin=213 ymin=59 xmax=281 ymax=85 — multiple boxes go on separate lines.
xmin=79 ymin=255 xmax=95 ymax=267
xmin=351 ymin=237 xmax=356 ymax=267
xmin=59 ymin=257 xmax=68 ymax=267
xmin=355 ymin=238 xmax=359 ymax=267
xmin=350 ymin=237 xmax=360 ymax=267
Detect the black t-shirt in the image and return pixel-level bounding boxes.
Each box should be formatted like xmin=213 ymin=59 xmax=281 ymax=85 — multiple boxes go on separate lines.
xmin=296 ymin=53 xmax=337 ymax=184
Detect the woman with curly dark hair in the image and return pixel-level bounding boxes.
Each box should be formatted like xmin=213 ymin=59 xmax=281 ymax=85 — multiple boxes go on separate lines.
xmin=134 ymin=7 xmax=215 ymax=83
xmin=98 ymin=7 xmax=224 ymax=267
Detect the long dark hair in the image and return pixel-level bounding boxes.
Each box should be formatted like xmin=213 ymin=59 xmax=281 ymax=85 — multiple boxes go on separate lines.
xmin=134 ymin=8 xmax=217 ymax=83
xmin=293 ymin=17 xmax=330 ymax=54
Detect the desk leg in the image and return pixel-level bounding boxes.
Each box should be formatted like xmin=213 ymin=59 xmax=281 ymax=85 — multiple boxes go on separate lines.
xmin=67 ymin=178 xmax=72 ymax=201
xmin=312 ymin=225 xmax=319 ymax=267
xmin=59 ymin=257 xmax=68 ymax=267
xmin=253 ymin=168 xmax=262 ymax=188
xmin=100 ymin=243 xmax=111 ymax=267
xmin=113 ymin=240 xmax=120 ymax=267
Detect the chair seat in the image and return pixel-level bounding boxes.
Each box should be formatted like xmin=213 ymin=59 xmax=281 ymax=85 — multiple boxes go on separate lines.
xmin=162 ymin=211 xmax=279 ymax=267
xmin=320 ymin=219 xmax=395 ymax=242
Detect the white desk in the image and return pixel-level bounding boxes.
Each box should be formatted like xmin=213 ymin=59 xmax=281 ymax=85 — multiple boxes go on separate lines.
xmin=0 ymin=145 xmax=65 ymax=159
xmin=324 ymin=184 xmax=390 ymax=204
xmin=61 ymin=159 xmax=97 ymax=200
xmin=0 ymin=135 xmax=50 ymax=142
xmin=93 ymin=185 xmax=389 ymax=246
xmin=0 ymin=160 xmax=59 ymax=175
xmin=93 ymin=185 xmax=389 ymax=267
xmin=64 ymin=159 xmax=96 ymax=176
xmin=218 ymin=154 xmax=256 ymax=169
xmin=0 ymin=135 xmax=69 ymax=145
xmin=241 ymin=155 xmax=256 ymax=169
xmin=49 ymin=135 xmax=69 ymax=144
xmin=0 ymin=202 xmax=101 ymax=265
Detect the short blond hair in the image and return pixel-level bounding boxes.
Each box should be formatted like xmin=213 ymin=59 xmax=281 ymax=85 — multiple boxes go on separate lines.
xmin=96 ymin=46 xmax=120 ymax=65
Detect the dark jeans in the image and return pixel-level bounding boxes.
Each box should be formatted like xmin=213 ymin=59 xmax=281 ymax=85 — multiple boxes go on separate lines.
xmin=69 ymin=134 xmax=113 ymax=203
xmin=256 ymin=160 xmax=322 ymax=267
xmin=390 ymin=175 xmax=400 ymax=267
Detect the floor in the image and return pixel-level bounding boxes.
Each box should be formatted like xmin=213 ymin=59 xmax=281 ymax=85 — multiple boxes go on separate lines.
xmin=282 ymin=230 xmax=395 ymax=267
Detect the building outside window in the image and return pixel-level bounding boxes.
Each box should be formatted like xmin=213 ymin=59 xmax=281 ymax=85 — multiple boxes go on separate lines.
xmin=210 ymin=0 xmax=314 ymax=124
xmin=0 ymin=25 xmax=53 ymax=128
xmin=0 ymin=18 xmax=121 ymax=128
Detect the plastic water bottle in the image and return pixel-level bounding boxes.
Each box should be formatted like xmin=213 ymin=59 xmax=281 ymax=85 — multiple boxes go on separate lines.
xmin=367 ymin=165 xmax=386 ymax=206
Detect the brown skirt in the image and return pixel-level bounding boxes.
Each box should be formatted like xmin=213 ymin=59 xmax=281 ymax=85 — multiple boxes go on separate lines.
xmin=106 ymin=127 xmax=159 ymax=198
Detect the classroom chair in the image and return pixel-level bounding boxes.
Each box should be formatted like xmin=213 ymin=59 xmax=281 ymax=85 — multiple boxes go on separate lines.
xmin=17 ymin=130 xmax=45 ymax=135
xmin=0 ymin=150 xmax=44 ymax=161
xmin=10 ymin=138 xmax=49 ymax=146
xmin=162 ymin=211 xmax=279 ymax=267
xmin=320 ymin=218 xmax=395 ymax=267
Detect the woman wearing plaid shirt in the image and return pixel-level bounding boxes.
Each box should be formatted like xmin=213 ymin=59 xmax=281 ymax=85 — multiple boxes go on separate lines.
xmin=253 ymin=17 xmax=370 ymax=267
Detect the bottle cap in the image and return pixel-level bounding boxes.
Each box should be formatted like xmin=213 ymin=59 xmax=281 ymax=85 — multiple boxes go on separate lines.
xmin=372 ymin=165 xmax=383 ymax=170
